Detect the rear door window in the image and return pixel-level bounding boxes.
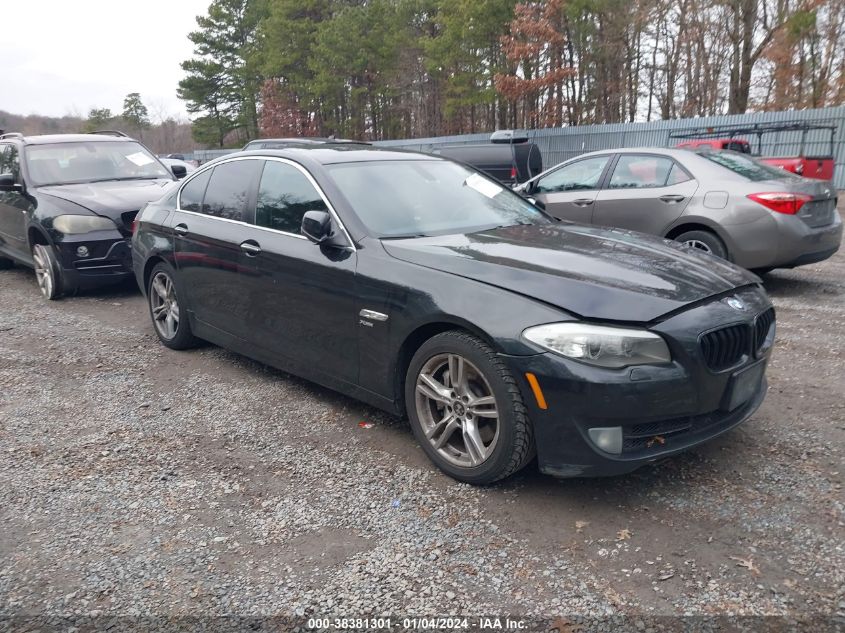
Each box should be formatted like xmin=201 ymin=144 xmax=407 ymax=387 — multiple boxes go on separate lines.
xmin=200 ymin=160 xmax=262 ymax=222
xmin=254 ymin=161 xmax=328 ymax=234
xmin=608 ymin=155 xmax=679 ymax=189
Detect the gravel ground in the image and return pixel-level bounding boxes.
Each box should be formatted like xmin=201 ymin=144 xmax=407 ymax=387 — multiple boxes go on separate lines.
xmin=1 ymin=222 xmax=843 ymax=632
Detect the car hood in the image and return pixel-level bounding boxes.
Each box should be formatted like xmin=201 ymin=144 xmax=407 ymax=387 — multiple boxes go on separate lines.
xmin=382 ymin=223 xmax=760 ymax=322
xmin=38 ymin=179 xmax=175 ymax=221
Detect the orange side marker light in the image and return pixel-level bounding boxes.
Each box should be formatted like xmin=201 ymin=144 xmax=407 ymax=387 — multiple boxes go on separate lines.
xmin=525 ymin=372 xmax=548 ymax=410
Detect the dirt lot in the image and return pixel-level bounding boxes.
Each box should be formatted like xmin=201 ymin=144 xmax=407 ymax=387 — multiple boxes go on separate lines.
xmin=1 ymin=224 xmax=843 ymax=631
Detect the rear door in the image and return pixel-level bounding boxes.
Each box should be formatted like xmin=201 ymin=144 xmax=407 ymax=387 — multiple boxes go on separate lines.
xmin=593 ymin=153 xmax=698 ymax=236
xmin=238 ymin=158 xmax=359 ymax=384
xmin=530 ymin=154 xmax=613 ymax=224
xmin=172 ymin=158 xmax=263 ymax=340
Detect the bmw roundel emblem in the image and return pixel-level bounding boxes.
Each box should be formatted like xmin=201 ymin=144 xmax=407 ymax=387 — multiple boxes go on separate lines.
xmin=726 ymin=297 xmax=746 ymax=311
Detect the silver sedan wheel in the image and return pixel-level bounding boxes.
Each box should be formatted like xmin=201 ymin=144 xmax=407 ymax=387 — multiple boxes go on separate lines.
xmin=150 ymin=271 xmax=180 ymax=340
xmin=684 ymin=239 xmax=713 ymax=253
xmin=32 ymin=245 xmax=55 ymax=299
xmin=415 ymin=353 xmax=500 ymax=468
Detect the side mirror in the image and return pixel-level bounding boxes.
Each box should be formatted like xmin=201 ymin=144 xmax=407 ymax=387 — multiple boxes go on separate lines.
xmin=170 ymin=164 xmax=187 ymax=179
xmin=301 ymin=210 xmax=333 ymax=244
xmin=0 ymin=173 xmax=21 ymax=192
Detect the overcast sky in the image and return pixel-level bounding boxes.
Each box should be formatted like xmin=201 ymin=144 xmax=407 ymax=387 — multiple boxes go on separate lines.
xmin=0 ymin=0 xmax=208 ymax=120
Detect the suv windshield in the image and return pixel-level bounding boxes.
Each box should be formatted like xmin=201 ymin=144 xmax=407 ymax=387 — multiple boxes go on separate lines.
xmin=327 ymin=160 xmax=549 ymax=237
xmin=25 ymin=141 xmax=171 ymax=186
xmin=701 ymin=150 xmax=798 ymax=182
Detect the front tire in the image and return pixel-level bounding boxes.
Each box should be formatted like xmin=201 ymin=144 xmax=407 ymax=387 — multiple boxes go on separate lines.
xmin=0 ymin=255 xmax=13 ymax=270
xmin=32 ymin=244 xmax=63 ymax=300
xmin=147 ymin=263 xmax=197 ymax=350
xmin=675 ymin=229 xmax=728 ymax=260
xmin=405 ymin=331 xmax=534 ymax=485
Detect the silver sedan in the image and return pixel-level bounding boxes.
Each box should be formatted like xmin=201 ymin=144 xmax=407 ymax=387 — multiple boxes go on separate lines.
xmin=515 ymin=148 xmax=841 ymax=271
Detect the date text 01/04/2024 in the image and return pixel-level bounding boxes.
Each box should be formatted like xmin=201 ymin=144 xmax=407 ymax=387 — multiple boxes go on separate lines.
xmin=306 ymin=617 xmax=527 ymax=630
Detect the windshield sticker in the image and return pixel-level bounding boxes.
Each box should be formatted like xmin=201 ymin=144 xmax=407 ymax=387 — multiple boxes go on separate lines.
xmin=464 ymin=173 xmax=503 ymax=199
xmin=126 ymin=152 xmax=155 ymax=167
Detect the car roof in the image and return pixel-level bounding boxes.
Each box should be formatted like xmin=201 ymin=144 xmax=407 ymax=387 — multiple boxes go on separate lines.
xmin=238 ymin=145 xmax=440 ymax=165
xmin=245 ymin=137 xmax=366 ymax=145
xmin=10 ymin=133 xmax=138 ymax=146
xmin=575 ymin=146 xmax=698 ymax=160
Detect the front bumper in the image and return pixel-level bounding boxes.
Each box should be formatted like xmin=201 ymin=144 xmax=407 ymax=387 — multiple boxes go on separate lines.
xmin=505 ymin=288 xmax=773 ymax=477
xmin=54 ymin=232 xmax=134 ymax=290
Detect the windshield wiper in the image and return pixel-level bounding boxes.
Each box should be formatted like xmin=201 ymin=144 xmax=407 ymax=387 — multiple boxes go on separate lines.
xmin=86 ymin=176 xmax=165 ymax=183
xmin=380 ymin=233 xmax=430 ymax=240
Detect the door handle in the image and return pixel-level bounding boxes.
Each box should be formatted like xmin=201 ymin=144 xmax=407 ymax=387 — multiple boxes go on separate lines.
xmin=240 ymin=240 xmax=261 ymax=256
xmin=573 ymin=198 xmax=594 ymax=207
xmin=660 ymin=195 xmax=686 ymax=203
xmin=174 ymin=223 xmax=188 ymax=236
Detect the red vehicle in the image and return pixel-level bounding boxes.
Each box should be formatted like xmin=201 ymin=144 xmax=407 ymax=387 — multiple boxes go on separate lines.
xmin=670 ymin=121 xmax=837 ymax=181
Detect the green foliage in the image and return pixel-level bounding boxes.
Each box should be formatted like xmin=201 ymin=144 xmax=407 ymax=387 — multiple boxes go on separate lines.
xmin=83 ymin=108 xmax=115 ymax=133
xmin=178 ymin=0 xmax=845 ymax=145
xmin=424 ymin=0 xmax=517 ymax=121
xmin=786 ymin=9 xmax=816 ymax=39
xmin=122 ymin=93 xmax=150 ymax=129
xmin=179 ymin=0 xmax=268 ymax=146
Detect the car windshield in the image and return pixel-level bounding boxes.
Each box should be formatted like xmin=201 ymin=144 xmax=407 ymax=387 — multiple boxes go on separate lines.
xmin=25 ymin=141 xmax=171 ymax=186
xmin=326 ymin=160 xmax=550 ymax=237
xmin=701 ymin=150 xmax=799 ymax=182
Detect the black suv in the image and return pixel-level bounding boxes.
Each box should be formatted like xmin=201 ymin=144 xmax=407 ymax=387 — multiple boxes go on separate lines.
xmin=0 ymin=131 xmax=180 ymax=299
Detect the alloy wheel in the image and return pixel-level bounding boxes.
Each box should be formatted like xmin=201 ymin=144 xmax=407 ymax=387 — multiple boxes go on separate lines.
xmin=415 ymin=353 xmax=500 ymax=468
xmin=684 ymin=239 xmax=713 ymax=253
xmin=32 ymin=245 xmax=55 ymax=299
xmin=150 ymin=271 xmax=180 ymax=340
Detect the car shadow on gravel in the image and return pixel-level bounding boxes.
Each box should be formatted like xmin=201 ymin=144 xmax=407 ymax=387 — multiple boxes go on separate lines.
xmin=0 ymin=263 xmax=141 ymax=300
xmin=760 ymin=270 xmax=842 ymax=300
xmin=68 ymin=277 xmax=141 ymax=300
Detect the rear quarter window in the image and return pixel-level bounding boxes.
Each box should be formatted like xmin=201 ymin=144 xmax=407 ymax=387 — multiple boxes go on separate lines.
xmin=701 ymin=151 xmax=798 ymax=182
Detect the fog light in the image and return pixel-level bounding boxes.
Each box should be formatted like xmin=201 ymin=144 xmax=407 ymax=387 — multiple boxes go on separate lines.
xmin=588 ymin=427 xmax=623 ymax=455
xmin=76 ymin=246 xmax=90 ymax=258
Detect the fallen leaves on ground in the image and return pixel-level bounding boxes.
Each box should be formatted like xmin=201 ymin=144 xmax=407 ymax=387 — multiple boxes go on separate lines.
xmin=616 ymin=528 xmax=632 ymax=541
xmin=551 ymin=616 xmax=581 ymax=633
xmin=729 ymin=555 xmax=761 ymax=576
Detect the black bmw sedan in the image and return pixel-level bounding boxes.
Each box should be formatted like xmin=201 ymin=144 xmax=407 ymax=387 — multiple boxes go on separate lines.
xmin=132 ymin=146 xmax=775 ymax=484
xmin=0 ymin=132 xmax=179 ymax=299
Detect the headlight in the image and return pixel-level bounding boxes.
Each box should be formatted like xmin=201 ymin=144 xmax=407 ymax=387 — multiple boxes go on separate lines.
xmin=52 ymin=215 xmax=117 ymax=234
xmin=523 ymin=322 xmax=671 ymax=368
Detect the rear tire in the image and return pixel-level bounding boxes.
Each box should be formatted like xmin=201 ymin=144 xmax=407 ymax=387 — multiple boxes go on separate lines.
xmin=32 ymin=244 xmax=63 ymax=300
xmin=674 ymin=229 xmax=728 ymax=260
xmin=0 ymin=256 xmax=13 ymax=270
xmin=147 ymin=263 xmax=198 ymax=350
xmin=405 ymin=330 xmax=534 ymax=485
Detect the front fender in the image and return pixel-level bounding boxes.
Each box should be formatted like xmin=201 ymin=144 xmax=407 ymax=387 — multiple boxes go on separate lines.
xmin=354 ymin=242 xmax=574 ymax=405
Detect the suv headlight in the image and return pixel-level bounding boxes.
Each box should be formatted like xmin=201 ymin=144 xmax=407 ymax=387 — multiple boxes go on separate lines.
xmin=523 ymin=323 xmax=671 ymax=368
xmin=52 ymin=215 xmax=118 ymax=234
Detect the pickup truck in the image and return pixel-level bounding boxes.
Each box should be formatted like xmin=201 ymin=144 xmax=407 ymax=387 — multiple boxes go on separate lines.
xmin=671 ymin=122 xmax=836 ymax=182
